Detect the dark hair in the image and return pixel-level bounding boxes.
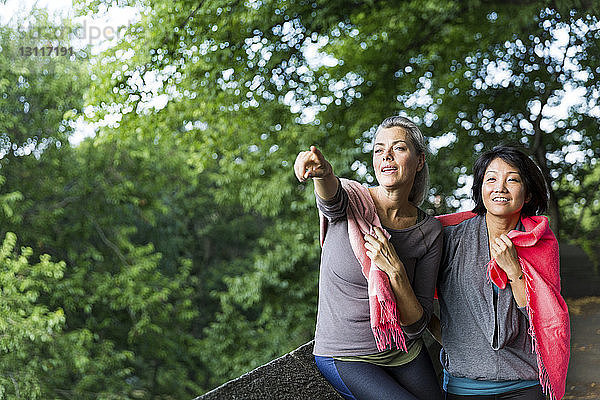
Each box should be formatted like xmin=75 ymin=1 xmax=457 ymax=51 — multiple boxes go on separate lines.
xmin=472 ymin=145 xmax=548 ymax=216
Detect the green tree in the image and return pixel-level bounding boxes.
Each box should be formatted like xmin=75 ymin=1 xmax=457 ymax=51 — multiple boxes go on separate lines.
xmin=76 ymin=0 xmax=600 ymax=393
xmin=0 ymin=10 xmax=87 ymax=168
xmin=0 ymin=10 xmax=225 ymax=398
xmin=4 ymin=129 xmax=240 ymax=397
xmin=0 ymin=231 xmax=65 ymax=399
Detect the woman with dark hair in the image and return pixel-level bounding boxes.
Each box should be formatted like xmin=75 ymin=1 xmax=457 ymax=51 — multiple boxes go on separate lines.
xmin=294 ymin=116 xmax=443 ymax=400
xmin=430 ymin=145 xmax=570 ymax=400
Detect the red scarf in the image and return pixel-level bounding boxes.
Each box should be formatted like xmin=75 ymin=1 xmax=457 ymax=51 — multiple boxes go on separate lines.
xmin=437 ymin=211 xmax=570 ymax=400
xmin=319 ymin=179 xmax=406 ymax=352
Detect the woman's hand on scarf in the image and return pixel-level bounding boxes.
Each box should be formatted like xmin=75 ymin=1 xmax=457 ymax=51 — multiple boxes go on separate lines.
xmin=364 ymin=226 xmax=406 ymax=278
xmin=294 ymin=146 xmax=333 ymax=182
xmin=365 ymin=226 xmax=423 ymax=325
xmin=490 ymin=234 xmax=522 ymax=281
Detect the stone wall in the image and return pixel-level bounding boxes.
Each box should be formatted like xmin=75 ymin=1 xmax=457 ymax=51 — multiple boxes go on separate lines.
xmin=196 ymin=341 xmax=343 ymax=400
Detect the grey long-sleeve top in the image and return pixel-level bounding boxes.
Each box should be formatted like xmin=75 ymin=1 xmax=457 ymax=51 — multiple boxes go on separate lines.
xmin=438 ymin=214 xmax=538 ymax=381
xmin=313 ymin=181 xmax=443 ymax=356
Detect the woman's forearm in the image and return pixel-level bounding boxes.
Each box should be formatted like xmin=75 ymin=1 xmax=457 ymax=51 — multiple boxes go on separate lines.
xmin=489 ymin=233 xmax=527 ymax=307
xmin=313 ymin=173 xmax=338 ymax=201
xmin=508 ymin=273 xmax=527 ymax=307
xmin=363 ymin=227 xmax=428 ymax=326
xmin=388 ymin=270 xmax=424 ymax=326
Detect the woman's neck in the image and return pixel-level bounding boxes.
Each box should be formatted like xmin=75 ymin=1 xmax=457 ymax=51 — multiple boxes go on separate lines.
xmin=485 ymin=212 xmax=520 ymax=240
xmin=369 ymin=186 xmax=416 ymax=227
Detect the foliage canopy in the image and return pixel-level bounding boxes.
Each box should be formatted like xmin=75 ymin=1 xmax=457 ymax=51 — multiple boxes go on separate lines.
xmin=0 ymin=0 xmax=598 ymax=397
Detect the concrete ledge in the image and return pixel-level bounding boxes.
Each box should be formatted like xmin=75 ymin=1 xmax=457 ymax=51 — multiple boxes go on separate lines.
xmin=196 ymin=341 xmax=343 ymax=400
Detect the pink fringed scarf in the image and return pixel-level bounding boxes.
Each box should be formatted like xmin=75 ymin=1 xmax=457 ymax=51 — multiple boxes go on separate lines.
xmin=437 ymin=211 xmax=570 ymax=400
xmin=318 ymin=178 xmax=406 ymax=352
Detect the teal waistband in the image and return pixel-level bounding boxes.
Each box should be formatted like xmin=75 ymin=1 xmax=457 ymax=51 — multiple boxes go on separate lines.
xmin=443 ymin=369 xmax=539 ymax=395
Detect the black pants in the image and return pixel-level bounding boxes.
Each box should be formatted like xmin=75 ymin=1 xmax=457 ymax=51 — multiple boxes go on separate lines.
xmin=315 ymin=348 xmax=443 ymax=400
xmin=444 ymin=385 xmax=546 ymax=400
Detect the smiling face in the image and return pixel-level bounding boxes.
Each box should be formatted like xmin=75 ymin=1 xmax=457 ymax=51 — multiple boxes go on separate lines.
xmin=482 ymin=157 xmax=528 ymax=218
xmin=372 ymin=127 xmax=424 ymax=190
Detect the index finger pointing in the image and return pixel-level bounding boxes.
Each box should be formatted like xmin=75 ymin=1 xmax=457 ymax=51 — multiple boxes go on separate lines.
xmin=310 ymin=146 xmax=325 ymax=162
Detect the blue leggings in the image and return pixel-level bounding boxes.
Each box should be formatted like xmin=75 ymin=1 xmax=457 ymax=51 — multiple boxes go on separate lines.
xmin=315 ymin=348 xmax=443 ymax=400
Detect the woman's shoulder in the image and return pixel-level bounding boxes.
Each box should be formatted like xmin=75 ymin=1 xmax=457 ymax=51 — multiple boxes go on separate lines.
xmin=418 ymin=209 xmax=443 ymax=232
xmin=440 ymin=213 xmax=483 ymax=241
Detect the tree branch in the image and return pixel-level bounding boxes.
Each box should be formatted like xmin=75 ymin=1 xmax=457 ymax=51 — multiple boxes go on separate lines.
xmin=93 ymin=222 xmax=129 ymax=266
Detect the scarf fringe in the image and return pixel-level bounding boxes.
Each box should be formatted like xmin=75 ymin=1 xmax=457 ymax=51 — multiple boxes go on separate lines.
xmin=372 ymin=298 xmax=407 ymax=352
xmin=487 ymin=260 xmax=558 ymax=400
xmin=522 ymin=266 xmax=557 ymax=400
xmin=372 ymin=324 xmax=406 ymax=352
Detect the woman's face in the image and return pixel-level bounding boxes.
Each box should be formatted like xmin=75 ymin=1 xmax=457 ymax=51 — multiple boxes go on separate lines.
xmin=372 ymin=127 xmax=423 ymax=190
xmin=482 ymin=157 xmax=528 ymax=218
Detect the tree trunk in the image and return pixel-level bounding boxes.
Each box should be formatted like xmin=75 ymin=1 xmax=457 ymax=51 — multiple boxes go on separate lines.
xmin=532 ymin=121 xmax=561 ymax=238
